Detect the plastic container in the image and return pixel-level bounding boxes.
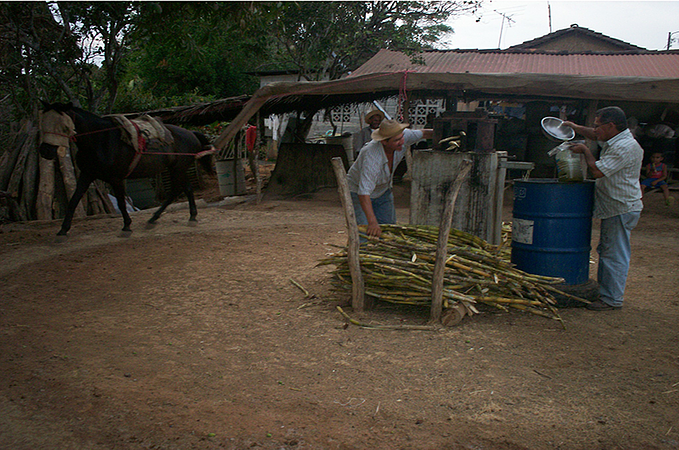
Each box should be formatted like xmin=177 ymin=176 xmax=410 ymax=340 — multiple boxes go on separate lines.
xmin=548 ymin=142 xmax=585 ymax=182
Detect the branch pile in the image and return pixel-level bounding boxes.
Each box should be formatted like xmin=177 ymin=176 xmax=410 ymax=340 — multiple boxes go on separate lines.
xmin=321 ymin=224 xmax=575 ymax=324
xmin=0 ymin=121 xmax=114 ymax=222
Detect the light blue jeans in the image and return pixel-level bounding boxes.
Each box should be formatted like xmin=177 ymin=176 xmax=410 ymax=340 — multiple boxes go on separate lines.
xmin=597 ymin=211 xmax=641 ymax=307
xmin=350 ymin=189 xmax=396 ymax=227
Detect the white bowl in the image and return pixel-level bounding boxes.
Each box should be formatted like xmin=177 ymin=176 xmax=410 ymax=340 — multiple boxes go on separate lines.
xmin=541 ymin=117 xmax=575 ymax=142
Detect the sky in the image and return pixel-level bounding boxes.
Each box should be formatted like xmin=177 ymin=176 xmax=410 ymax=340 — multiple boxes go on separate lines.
xmin=440 ymin=0 xmax=679 ymax=51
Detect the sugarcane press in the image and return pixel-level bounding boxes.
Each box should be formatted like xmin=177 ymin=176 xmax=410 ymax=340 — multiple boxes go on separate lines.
xmin=410 ymin=110 xmax=509 ymax=245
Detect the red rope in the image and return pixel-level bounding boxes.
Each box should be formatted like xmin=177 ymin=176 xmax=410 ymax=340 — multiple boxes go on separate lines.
xmin=397 ymin=70 xmax=410 ymax=122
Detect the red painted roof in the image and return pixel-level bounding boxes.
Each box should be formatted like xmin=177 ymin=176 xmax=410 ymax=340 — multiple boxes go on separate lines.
xmin=350 ymin=49 xmax=679 ymax=79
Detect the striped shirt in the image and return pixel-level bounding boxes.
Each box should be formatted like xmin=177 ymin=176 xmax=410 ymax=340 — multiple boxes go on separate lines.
xmin=347 ymin=129 xmax=424 ymax=198
xmin=593 ymin=128 xmax=644 ymax=219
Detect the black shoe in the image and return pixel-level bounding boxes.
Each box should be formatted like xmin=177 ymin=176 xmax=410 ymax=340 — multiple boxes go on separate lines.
xmin=586 ymin=299 xmax=620 ymax=311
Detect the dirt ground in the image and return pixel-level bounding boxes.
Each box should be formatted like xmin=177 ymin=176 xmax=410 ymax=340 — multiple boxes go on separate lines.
xmin=1 ymin=177 xmax=678 ymax=450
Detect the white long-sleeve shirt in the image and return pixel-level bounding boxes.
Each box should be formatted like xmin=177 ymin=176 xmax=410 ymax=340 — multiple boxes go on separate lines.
xmin=347 ymin=129 xmax=423 ymax=198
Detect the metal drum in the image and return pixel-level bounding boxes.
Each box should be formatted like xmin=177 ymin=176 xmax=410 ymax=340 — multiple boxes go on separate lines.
xmin=511 ymin=179 xmax=595 ymax=285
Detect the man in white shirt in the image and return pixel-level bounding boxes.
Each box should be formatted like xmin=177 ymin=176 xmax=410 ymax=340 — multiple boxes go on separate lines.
xmin=564 ymin=106 xmax=644 ymax=310
xmin=352 ymin=109 xmax=384 ymax=158
xmin=347 ymin=119 xmax=432 ymax=238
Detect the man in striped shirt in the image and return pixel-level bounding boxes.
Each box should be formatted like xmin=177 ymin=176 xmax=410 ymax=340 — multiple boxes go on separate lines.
xmin=564 ymin=106 xmax=644 ymax=311
xmin=347 ymin=119 xmax=432 ymax=239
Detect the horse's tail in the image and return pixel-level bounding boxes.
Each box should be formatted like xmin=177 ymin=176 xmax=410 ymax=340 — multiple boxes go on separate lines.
xmin=193 ymin=131 xmax=216 ymax=175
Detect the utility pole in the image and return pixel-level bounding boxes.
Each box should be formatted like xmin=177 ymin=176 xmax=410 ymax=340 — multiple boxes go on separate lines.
xmin=548 ymin=2 xmax=552 ymax=33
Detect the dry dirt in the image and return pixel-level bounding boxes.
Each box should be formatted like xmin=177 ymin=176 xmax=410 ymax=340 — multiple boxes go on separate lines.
xmin=1 ymin=180 xmax=678 ymax=450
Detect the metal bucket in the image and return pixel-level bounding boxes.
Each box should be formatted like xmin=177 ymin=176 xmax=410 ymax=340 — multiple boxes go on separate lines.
xmin=215 ymin=159 xmax=246 ymax=196
xmin=511 ymin=179 xmax=595 ymax=285
xmin=325 ymin=135 xmax=354 ymax=165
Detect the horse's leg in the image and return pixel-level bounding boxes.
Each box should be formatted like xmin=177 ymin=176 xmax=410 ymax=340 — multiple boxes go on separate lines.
xmin=147 ymin=171 xmax=196 ymax=226
xmin=184 ymin=179 xmax=198 ymax=224
xmin=147 ymin=183 xmax=179 ymax=225
xmin=57 ymin=174 xmax=94 ymax=238
xmin=110 ymin=179 xmax=133 ymax=235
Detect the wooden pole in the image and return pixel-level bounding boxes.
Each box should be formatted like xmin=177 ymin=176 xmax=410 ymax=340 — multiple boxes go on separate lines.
xmin=331 ymin=157 xmax=367 ymax=311
xmin=255 ymin=112 xmax=263 ymax=204
xmin=430 ymin=159 xmax=473 ymax=323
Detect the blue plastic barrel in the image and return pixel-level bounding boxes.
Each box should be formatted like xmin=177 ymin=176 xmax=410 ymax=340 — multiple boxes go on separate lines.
xmin=511 ymin=179 xmax=595 ymax=285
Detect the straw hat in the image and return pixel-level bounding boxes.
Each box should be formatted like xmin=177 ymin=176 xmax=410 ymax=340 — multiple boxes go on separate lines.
xmin=364 ymin=109 xmax=385 ymax=124
xmin=371 ymin=119 xmax=409 ymax=141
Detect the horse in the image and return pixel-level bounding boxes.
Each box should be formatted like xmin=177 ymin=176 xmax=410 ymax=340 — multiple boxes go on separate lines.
xmin=38 ymin=101 xmax=215 ymax=238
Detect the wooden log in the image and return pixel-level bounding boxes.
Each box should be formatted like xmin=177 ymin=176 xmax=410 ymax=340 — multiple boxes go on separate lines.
xmin=57 ymin=146 xmax=86 ymax=218
xmin=20 ymin=130 xmax=40 ymax=220
xmin=84 ymin=186 xmax=100 ymax=215
xmin=430 ymin=159 xmax=472 ymax=324
xmin=6 ymin=126 xmax=37 ymax=198
xmin=441 ymin=303 xmax=467 ymax=327
xmin=0 ymin=120 xmax=30 ymax=191
xmin=36 ymin=157 xmax=55 ymax=220
xmin=94 ymin=180 xmax=115 ymax=214
xmin=331 ymin=157 xmax=367 ymax=311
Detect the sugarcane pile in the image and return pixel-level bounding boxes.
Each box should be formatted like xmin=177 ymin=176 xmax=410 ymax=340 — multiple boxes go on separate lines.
xmin=321 ymin=224 xmax=570 ymax=323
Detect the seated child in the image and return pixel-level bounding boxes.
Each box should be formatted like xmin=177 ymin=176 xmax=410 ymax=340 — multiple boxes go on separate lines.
xmin=641 ymin=152 xmax=674 ymax=206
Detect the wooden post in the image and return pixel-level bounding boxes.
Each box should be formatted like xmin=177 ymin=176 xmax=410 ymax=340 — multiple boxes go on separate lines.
xmin=331 ymin=157 xmax=366 ymax=311
xmin=255 ymin=112 xmax=263 ymax=204
xmin=430 ymin=159 xmax=473 ymax=323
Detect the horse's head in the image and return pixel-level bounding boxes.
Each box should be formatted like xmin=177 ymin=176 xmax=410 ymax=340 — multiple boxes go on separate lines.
xmin=38 ymin=100 xmax=76 ymax=160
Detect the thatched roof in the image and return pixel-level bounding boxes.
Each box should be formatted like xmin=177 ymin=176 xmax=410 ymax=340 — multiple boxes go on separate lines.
xmin=137 ymin=95 xmax=251 ymax=126
xmin=213 ymin=68 xmax=679 ymax=156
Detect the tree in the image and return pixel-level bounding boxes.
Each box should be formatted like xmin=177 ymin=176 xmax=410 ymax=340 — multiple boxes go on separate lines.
xmin=0 ymin=2 xmax=146 ymax=117
xmin=0 ymin=2 xmax=82 ymax=117
xmin=270 ymin=1 xmax=482 ymax=81
xmin=123 ymin=2 xmax=275 ymax=102
xmin=56 ymin=2 xmax=142 ymax=112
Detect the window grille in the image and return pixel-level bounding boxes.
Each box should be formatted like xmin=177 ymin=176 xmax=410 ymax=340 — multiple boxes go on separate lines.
xmin=408 ymin=99 xmax=446 ymax=127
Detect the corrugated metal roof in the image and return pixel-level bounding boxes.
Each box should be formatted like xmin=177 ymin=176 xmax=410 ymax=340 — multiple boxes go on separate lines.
xmin=350 ymin=49 xmax=679 ymax=79
xmin=508 ymin=25 xmax=646 ymax=51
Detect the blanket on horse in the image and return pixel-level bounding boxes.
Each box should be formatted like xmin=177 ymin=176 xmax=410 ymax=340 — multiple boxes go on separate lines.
xmin=108 ymin=114 xmax=174 ymax=152
xmin=108 ymin=114 xmax=176 ymax=176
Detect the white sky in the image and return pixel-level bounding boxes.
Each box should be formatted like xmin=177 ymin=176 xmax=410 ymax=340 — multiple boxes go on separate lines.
xmin=440 ymin=0 xmax=679 ymax=51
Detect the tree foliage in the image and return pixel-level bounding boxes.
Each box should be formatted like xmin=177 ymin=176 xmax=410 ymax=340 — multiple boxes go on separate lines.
xmin=121 ymin=2 xmax=272 ymax=106
xmin=0 ymin=0 xmax=482 ymax=125
xmin=0 ymin=2 xmax=82 ymax=117
xmin=270 ymin=1 xmax=481 ymax=81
